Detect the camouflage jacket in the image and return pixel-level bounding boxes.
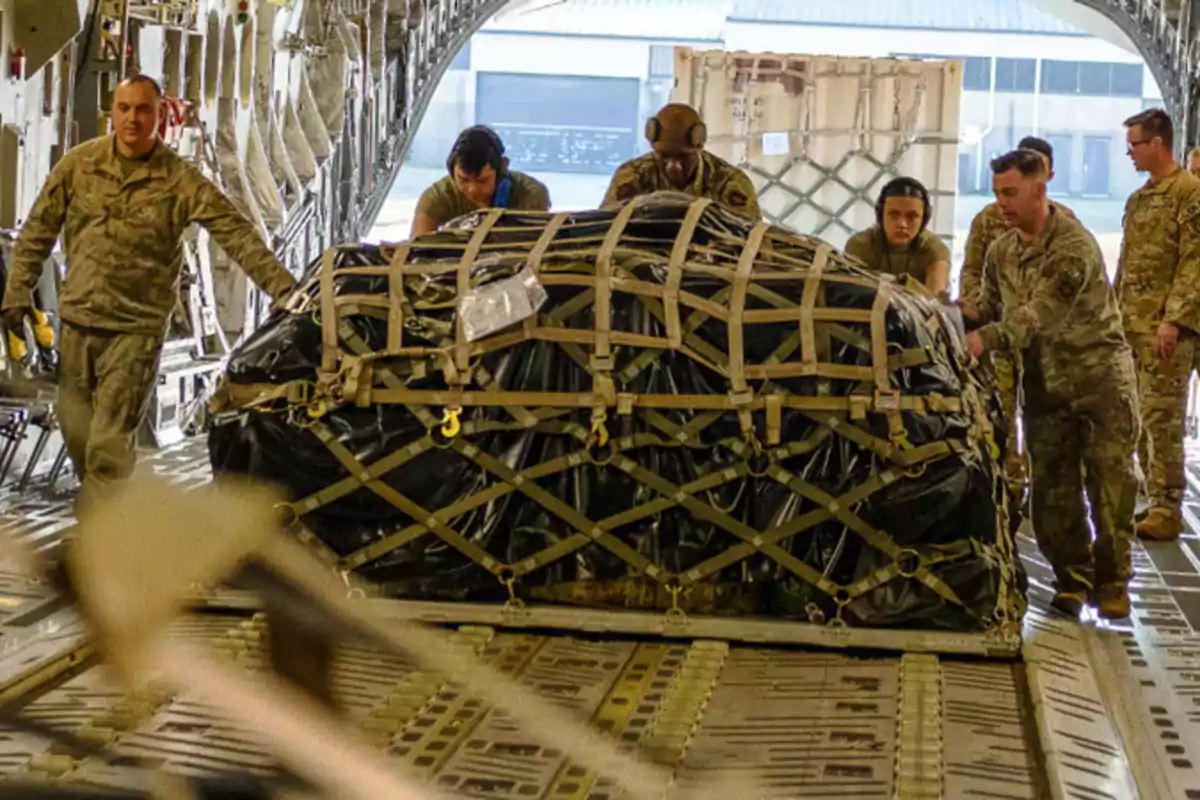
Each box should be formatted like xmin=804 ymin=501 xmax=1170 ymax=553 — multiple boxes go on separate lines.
xmin=416 ymin=171 xmax=550 ymax=227
xmin=601 ymin=151 xmax=761 ymax=220
xmin=1116 ymin=166 xmax=1200 ymax=336
xmin=3 ymin=135 xmax=296 ymax=335
xmin=977 ymin=207 xmax=1130 ymax=401
xmin=959 ymin=199 xmax=1076 ymax=302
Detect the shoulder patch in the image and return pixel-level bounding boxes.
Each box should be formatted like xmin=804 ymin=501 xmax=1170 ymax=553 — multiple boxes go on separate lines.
xmin=1054 ymin=259 xmax=1086 ymax=303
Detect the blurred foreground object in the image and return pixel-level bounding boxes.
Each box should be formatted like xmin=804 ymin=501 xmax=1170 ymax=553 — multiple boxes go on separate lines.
xmin=38 ymin=474 xmax=747 ymax=800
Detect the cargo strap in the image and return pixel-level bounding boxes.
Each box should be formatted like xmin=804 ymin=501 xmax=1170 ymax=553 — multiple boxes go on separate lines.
xmin=248 ymin=197 xmax=1016 ymax=627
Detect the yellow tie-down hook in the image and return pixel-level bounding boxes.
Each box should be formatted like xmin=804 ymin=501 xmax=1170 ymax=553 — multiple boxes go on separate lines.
xmin=440 ymin=405 xmax=463 ymax=438
xmin=589 ymin=410 xmax=610 ymax=448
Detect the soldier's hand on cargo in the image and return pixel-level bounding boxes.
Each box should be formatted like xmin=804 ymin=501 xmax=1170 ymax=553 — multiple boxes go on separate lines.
xmin=965 ymin=330 xmax=985 ymax=358
xmin=1156 ymin=321 xmax=1180 ymax=359
xmin=957 ymin=300 xmax=980 ymax=323
xmin=1 ymin=306 xmax=31 ymax=337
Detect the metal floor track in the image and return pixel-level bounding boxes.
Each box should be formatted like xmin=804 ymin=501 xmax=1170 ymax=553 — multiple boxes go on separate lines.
xmin=0 ymin=437 xmax=1193 ymax=799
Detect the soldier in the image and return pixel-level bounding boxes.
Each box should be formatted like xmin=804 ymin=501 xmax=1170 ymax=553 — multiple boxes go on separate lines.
xmin=960 ymin=137 xmax=1076 ymax=516
xmin=962 ymin=149 xmax=1138 ymax=620
xmin=1118 ymin=108 xmax=1200 ymax=542
xmin=843 ymin=177 xmax=950 ymax=297
xmin=410 ymin=125 xmax=550 ymax=237
xmin=1189 ymin=146 xmax=1200 ymax=178
xmin=602 ymin=103 xmax=761 ymax=220
xmin=0 ymin=74 xmax=297 ymax=514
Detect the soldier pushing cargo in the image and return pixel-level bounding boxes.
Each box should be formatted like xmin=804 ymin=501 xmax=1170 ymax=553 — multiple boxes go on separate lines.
xmin=962 ymin=148 xmax=1138 ymax=620
xmin=843 ymin=176 xmax=950 ymax=297
xmin=960 ymin=137 xmax=1076 ymax=517
xmin=1 ymin=74 xmax=297 ymax=515
xmin=410 ymin=125 xmax=550 ymax=237
xmin=1117 ymin=109 xmax=1200 ymax=542
xmin=602 ymin=103 xmax=761 ymax=220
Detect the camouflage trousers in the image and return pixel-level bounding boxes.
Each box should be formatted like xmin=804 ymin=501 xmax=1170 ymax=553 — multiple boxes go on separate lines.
xmin=57 ymin=322 xmax=162 ymax=513
xmin=1132 ymin=335 xmax=1194 ymax=519
xmin=993 ymin=351 xmax=1027 ymax=496
xmin=1025 ymin=374 xmax=1140 ymax=592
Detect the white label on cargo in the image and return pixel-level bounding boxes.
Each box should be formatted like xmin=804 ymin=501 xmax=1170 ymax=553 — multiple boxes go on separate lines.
xmin=761 ymin=131 xmax=790 ymax=156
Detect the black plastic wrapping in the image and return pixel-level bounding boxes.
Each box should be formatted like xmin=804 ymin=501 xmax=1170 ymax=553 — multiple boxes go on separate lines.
xmin=209 ymin=193 xmax=1025 ymax=631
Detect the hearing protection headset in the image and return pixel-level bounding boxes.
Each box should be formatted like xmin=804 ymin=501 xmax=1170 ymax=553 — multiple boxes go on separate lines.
xmin=645 ymin=116 xmax=708 ymax=149
xmin=447 ymin=125 xmax=513 ymax=208
xmin=874 ymin=176 xmax=932 ymax=234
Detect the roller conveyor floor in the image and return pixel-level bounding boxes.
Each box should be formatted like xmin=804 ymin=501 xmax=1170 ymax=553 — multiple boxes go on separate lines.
xmin=0 ymin=437 xmax=1193 ymax=799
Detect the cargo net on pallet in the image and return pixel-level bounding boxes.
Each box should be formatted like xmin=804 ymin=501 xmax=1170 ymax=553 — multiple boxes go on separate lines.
xmin=209 ymin=192 xmax=1027 ymax=634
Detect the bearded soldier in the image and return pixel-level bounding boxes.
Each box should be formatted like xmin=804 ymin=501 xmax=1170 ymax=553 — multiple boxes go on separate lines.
xmin=1 ymin=75 xmax=297 ymax=514
xmin=602 ymin=103 xmax=761 ymax=220
xmin=960 ymin=137 xmax=1076 ymax=515
xmin=411 ymin=125 xmax=550 ymax=237
xmin=1118 ymin=109 xmax=1200 ymax=542
xmin=962 ymin=149 xmax=1138 ymax=620
xmin=843 ymin=176 xmax=950 ymax=297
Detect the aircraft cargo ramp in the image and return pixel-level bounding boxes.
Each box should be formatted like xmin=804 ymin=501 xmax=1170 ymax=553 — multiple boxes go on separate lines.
xmin=0 ymin=440 xmax=1192 ymax=798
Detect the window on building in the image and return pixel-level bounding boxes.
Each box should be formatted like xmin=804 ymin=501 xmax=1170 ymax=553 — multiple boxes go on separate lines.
xmin=1111 ymin=63 xmax=1143 ymax=97
xmin=649 ymin=45 xmax=674 ymax=79
xmin=994 ymin=58 xmax=1035 ymax=92
xmin=449 ymin=41 xmax=471 ymax=72
xmin=962 ymin=57 xmax=991 ymax=91
xmin=1078 ymin=63 xmax=1110 ymax=96
xmin=1041 ymin=60 xmax=1144 ymax=97
xmin=1041 ymin=60 xmax=1079 ymax=94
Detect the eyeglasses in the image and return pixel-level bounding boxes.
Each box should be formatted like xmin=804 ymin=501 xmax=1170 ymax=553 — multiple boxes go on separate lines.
xmin=1126 ymin=138 xmax=1155 ymax=154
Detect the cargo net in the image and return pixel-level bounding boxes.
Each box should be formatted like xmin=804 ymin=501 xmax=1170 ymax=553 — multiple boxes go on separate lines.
xmin=209 ymin=192 xmax=1027 ymax=634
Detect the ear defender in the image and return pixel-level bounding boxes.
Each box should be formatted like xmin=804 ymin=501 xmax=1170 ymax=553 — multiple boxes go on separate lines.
xmin=645 ymin=118 xmax=708 ymax=149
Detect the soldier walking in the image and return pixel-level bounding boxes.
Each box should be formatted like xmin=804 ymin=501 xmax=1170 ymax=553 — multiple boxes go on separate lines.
xmin=1 ymin=75 xmax=297 ymax=515
xmin=962 ymin=149 xmax=1138 ymax=620
xmin=602 ymin=103 xmax=761 ymax=220
xmin=1118 ymin=109 xmax=1200 ymax=541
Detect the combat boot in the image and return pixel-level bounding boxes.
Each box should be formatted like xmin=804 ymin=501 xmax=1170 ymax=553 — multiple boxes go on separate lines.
xmin=1093 ymin=583 xmax=1131 ymax=620
xmin=1050 ymin=590 xmax=1087 ymax=618
xmin=1135 ymin=507 xmax=1183 ymax=541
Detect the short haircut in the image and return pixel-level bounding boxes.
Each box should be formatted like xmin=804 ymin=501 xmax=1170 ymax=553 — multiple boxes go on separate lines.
xmin=1188 ymin=146 xmax=1200 ymax=161
xmin=990 ymin=149 xmax=1049 ymax=180
xmin=1016 ymin=135 xmax=1054 ymax=170
xmin=447 ymin=125 xmax=505 ymax=176
xmin=119 ymin=73 xmax=163 ymax=97
xmin=1124 ymin=108 xmax=1173 ymax=149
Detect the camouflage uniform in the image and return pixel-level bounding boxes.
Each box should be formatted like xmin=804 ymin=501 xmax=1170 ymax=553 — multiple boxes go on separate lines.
xmin=977 ymin=208 xmax=1138 ymax=594
xmin=602 ymin=151 xmax=761 ymax=220
xmin=2 ymin=135 xmax=296 ymax=507
xmin=843 ymin=227 xmax=949 ymax=284
xmin=1116 ymin=167 xmax=1200 ymax=528
xmin=961 ymin=200 xmax=1078 ymax=505
xmin=416 ymin=171 xmax=550 ymax=227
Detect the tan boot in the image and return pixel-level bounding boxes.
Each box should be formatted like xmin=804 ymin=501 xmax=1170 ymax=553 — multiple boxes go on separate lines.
xmin=1135 ymin=507 xmax=1183 ymax=542
xmin=1093 ymin=583 xmax=1131 ymax=621
xmin=1050 ymin=590 xmax=1087 ymax=618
